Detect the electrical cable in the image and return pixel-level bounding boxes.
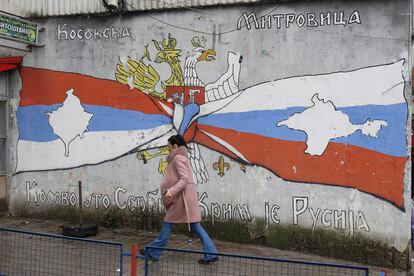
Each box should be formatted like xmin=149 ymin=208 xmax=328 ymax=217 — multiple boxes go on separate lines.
xmin=125 ymin=1 xmax=282 ymax=35
xmin=124 ymin=1 xmax=409 ymax=41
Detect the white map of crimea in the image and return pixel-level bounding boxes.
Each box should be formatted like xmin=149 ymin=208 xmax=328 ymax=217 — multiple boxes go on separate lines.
xmin=277 ymin=94 xmax=388 ymax=156
xmin=47 ymin=89 xmax=93 ymax=157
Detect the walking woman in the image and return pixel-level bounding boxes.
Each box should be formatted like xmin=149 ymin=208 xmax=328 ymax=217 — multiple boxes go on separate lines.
xmin=139 ymin=134 xmax=219 ymax=264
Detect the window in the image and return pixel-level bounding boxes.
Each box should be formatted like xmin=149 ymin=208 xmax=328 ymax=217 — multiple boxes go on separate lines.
xmin=0 ymin=138 xmax=4 ymax=173
xmin=0 ymin=72 xmax=7 ymax=175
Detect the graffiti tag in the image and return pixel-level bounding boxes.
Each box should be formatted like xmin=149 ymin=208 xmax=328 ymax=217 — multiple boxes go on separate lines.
xmin=237 ymin=10 xmax=361 ymax=30
xmin=57 ymin=24 xmax=131 ymax=40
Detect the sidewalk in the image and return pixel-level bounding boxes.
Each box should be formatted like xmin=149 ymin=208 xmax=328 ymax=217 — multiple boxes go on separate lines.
xmin=0 ymin=215 xmax=410 ymax=276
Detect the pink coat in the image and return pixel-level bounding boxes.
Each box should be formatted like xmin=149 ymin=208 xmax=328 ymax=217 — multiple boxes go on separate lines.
xmin=161 ymin=146 xmax=201 ymax=225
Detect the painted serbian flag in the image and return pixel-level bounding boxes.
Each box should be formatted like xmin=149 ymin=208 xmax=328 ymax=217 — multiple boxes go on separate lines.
xmin=16 ymin=67 xmax=174 ymax=172
xmin=16 ymin=60 xmax=407 ymax=208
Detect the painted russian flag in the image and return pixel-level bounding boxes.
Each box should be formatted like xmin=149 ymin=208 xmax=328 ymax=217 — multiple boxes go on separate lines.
xmin=16 ymin=67 xmax=174 ymax=173
xmin=193 ymin=60 xmax=408 ymax=209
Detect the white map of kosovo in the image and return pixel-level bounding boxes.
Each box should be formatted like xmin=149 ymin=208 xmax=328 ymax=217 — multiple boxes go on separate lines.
xmin=277 ymin=93 xmax=388 ymax=156
xmin=47 ymin=89 xmax=93 ymax=157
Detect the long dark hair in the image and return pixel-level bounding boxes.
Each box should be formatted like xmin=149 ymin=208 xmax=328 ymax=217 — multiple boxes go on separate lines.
xmin=168 ymin=134 xmax=189 ymax=149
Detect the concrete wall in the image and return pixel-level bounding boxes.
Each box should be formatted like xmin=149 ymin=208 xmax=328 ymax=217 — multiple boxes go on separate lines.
xmin=0 ymin=0 xmax=264 ymax=17
xmin=8 ymin=0 xmax=411 ymax=252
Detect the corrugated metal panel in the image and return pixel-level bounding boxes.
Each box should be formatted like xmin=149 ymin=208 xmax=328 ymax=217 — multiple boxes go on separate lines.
xmin=0 ymin=0 xmax=102 ymax=17
xmin=0 ymin=0 xmax=22 ymax=17
xmin=0 ymin=0 xmax=263 ymax=18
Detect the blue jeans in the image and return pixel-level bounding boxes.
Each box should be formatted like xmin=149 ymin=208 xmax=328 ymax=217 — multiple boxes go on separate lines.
xmin=145 ymin=222 xmax=218 ymax=260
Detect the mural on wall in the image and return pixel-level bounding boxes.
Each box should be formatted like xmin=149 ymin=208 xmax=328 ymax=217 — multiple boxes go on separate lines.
xmin=213 ymin=156 xmax=231 ymax=177
xmin=116 ymin=35 xmax=223 ymax=183
xmin=16 ymin=22 xmax=407 ymax=210
xmin=25 ymin=181 xmax=372 ymax=234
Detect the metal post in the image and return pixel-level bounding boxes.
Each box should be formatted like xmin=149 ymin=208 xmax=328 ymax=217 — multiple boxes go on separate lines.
xmin=144 ymin=247 xmax=148 ymax=276
xmin=78 ymin=181 xmax=83 ymax=227
xmin=120 ymin=244 xmax=124 ymax=276
xmin=131 ymin=244 xmax=138 ymax=276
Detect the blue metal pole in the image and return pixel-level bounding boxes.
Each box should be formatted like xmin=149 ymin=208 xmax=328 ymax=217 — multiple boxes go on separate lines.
xmin=120 ymin=244 xmax=124 ymax=276
xmin=144 ymin=246 xmax=149 ymax=276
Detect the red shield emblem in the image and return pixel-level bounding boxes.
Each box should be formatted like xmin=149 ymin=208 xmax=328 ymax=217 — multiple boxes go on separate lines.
xmin=166 ymin=86 xmax=205 ymax=105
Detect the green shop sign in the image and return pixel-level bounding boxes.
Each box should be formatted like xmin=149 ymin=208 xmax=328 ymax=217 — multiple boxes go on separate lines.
xmin=0 ymin=14 xmax=38 ymax=44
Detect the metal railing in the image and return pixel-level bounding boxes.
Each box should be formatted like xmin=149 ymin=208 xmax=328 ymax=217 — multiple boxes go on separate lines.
xmin=0 ymin=227 xmax=123 ymax=276
xmin=0 ymin=227 xmax=371 ymax=276
xmin=144 ymin=246 xmax=369 ymax=276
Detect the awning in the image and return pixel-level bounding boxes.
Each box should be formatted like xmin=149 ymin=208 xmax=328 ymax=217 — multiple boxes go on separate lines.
xmin=0 ymin=56 xmax=23 ymax=72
